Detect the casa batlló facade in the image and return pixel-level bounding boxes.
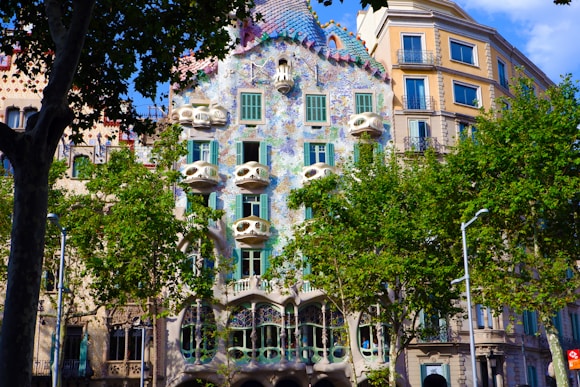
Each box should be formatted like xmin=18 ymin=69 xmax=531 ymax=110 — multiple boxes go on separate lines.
xmin=1 ymin=1 xmax=575 ymax=387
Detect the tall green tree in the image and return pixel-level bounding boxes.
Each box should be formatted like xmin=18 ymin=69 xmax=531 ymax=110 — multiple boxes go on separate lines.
xmin=270 ymin=145 xmax=461 ymax=387
xmin=445 ymin=75 xmax=580 ymax=387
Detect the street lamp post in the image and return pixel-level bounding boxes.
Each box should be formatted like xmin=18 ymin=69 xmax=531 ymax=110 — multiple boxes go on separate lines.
xmin=451 ymin=208 xmax=488 ymax=387
xmin=47 ymin=213 xmax=66 ymax=387
xmin=133 ymin=318 xmax=149 ymax=387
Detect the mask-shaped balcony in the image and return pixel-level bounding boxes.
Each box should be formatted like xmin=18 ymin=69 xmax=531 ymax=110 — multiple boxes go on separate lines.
xmin=234 ymin=161 xmax=270 ymax=188
xmin=182 ymin=161 xmax=219 ymax=188
xmin=347 ymin=112 xmax=383 ymax=137
xmin=192 ymin=106 xmax=211 ymax=128
xmin=233 ymin=215 xmax=271 ymax=244
xmin=209 ymin=103 xmax=228 ymax=126
xmin=302 ymin=162 xmax=334 ymax=183
xmin=274 ymin=63 xmax=294 ymax=94
xmin=171 ymin=105 xmax=194 ymax=125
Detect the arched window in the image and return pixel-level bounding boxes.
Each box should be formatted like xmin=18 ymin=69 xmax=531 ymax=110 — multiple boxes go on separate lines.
xmin=180 ymin=301 xmax=216 ymax=363
xmin=358 ymin=306 xmax=389 ymax=362
xmin=298 ymin=304 xmax=324 ymax=364
xmin=255 ymin=304 xmax=283 ymax=363
xmin=228 ymin=304 xmax=253 ymax=363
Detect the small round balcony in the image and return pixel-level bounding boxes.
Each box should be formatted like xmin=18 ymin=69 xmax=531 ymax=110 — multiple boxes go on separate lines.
xmin=347 ymin=112 xmax=383 ymax=137
xmin=234 ymin=161 xmax=270 ymax=188
xmin=182 ymin=161 xmax=219 ymax=188
xmin=302 ymin=163 xmax=334 ymax=183
xmin=233 ymin=215 xmax=271 ymax=244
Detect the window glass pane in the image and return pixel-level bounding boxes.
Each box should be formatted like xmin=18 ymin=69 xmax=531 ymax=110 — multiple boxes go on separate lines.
xmin=23 ymin=108 xmax=37 ymax=128
xmin=193 ymin=142 xmax=210 ymax=162
xmin=241 ymin=92 xmax=262 ymax=121
xmin=7 ymin=108 xmax=20 ymax=128
xmin=405 ymin=79 xmax=426 ymax=109
xmin=498 ymin=60 xmax=508 ymax=88
xmin=309 ymin=144 xmax=326 ymax=164
xmin=242 ymin=250 xmax=262 ymax=277
xmin=355 ymin=93 xmax=373 ymax=114
xmin=243 ymin=195 xmax=261 ymax=217
xmin=403 ymin=35 xmax=423 ymax=63
xmin=453 ymin=83 xmax=478 ymax=106
xmin=306 ymin=94 xmax=327 ymax=123
xmin=451 ymin=41 xmax=474 ymax=64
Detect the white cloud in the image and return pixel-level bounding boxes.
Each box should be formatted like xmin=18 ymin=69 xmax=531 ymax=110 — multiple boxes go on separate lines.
xmin=457 ymin=0 xmax=580 ymax=81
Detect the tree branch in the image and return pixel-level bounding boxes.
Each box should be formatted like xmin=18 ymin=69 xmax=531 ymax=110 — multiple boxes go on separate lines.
xmin=44 ymin=0 xmax=68 ymax=52
xmin=0 ymin=122 xmax=17 ymax=161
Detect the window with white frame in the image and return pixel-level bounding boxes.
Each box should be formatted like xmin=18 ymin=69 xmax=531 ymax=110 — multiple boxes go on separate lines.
xmin=453 ymin=81 xmax=480 ymax=107
xmin=72 ymin=155 xmax=91 ymax=178
xmin=402 ymin=34 xmax=424 ymax=64
xmin=187 ymin=140 xmax=219 ymax=164
xmin=236 ymin=141 xmax=268 ymax=165
xmin=450 ymin=39 xmax=476 ymax=65
xmin=6 ymin=107 xmax=20 ymax=128
xmin=235 ymin=193 xmax=269 ymax=220
xmin=475 ymin=304 xmax=493 ymax=329
xmin=239 ymin=90 xmax=264 ymax=124
xmin=304 ymin=142 xmax=334 ymax=166
xmin=232 ymin=248 xmax=271 ymax=278
xmin=355 ymin=92 xmax=373 ymax=114
xmin=305 ymin=93 xmax=328 ymax=125
xmin=498 ymin=60 xmax=508 ymax=89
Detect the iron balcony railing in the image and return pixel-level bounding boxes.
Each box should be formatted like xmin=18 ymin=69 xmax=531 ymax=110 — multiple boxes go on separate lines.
xmin=404 ymin=137 xmax=442 ymax=153
xmin=397 ymin=50 xmax=435 ymax=65
xmin=402 ymin=95 xmax=435 ymax=110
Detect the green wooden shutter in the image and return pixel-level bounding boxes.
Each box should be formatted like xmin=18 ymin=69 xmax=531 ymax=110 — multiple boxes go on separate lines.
xmin=353 ymin=143 xmax=360 ymax=163
xmin=241 ymin=92 xmax=262 ymax=121
xmin=261 ymin=248 xmax=272 ymax=276
xmin=305 ymin=207 xmax=313 ymax=220
xmin=355 ymin=93 xmax=373 ymax=114
xmin=306 ymin=94 xmax=327 ymax=123
xmin=442 ymin=364 xmax=450 ymax=386
xmin=236 ymin=142 xmax=243 ymax=165
xmin=259 ymin=194 xmax=269 ymax=221
xmin=303 ymin=142 xmax=311 ymax=166
xmin=209 ymin=192 xmax=217 ymax=210
xmin=232 ymin=248 xmax=242 ymax=280
xmin=374 ymin=143 xmax=384 ymax=155
xmin=302 ymin=255 xmax=312 ymax=275
xmin=235 ymin=194 xmax=244 ymax=219
xmin=326 ymin=143 xmax=335 ymax=167
xmin=210 ymin=140 xmax=219 ymax=165
xmin=259 ymin=142 xmax=268 ymax=165
xmin=78 ymin=332 xmax=89 ymax=376
xmin=187 ymin=140 xmax=195 ymax=163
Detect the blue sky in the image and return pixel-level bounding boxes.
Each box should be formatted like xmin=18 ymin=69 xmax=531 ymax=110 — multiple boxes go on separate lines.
xmin=134 ymin=0 xmax=580 ymax=115
xmin=310 ymin=0 xmax=580 ymax=84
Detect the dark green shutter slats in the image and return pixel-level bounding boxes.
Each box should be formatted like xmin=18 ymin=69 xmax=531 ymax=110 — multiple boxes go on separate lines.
xmin=326 ymin=143 xmax=335 ymax=167
xmin=187 ymin=140 xmax=195 ymax=163
xmin=210 ymin=140 xmax=219 ymax=165
xmin=259 ymin=194 xmax=269 ymax=221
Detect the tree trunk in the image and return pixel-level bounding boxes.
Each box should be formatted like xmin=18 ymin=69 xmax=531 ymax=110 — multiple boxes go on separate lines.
xmin=546 ymin=328 xmax=570 ymax=387
xmin=0 ymin=147 xmax=52 ymax=385
xmin=388 ymin=331 xmax=398 ymax=387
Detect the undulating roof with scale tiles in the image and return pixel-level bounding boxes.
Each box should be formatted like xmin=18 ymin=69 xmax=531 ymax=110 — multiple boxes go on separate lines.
xmin=178 ymin=0 xmax=389 ymax=81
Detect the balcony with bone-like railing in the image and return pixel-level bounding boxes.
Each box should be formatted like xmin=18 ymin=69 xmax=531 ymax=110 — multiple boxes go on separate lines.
xmin=347 ymin=112 xmax=383 ymax=137
xmin=181 ymin=161 xmax=219 ymax=188
xmin=233 ymin=215 xmax=271 ymax=244
xmin=170 ymin=103 xmax=228 ymax=128
xmin=234 ymin=161 xmax=270 ymax=188
xmin=302 ymin=162 xmax=334 ymax=183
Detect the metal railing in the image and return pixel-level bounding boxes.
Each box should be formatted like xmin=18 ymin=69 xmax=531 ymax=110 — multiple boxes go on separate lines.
xmin=402 ymin=95 xmax=434 ymax=110
xmin=397 ymin=50 xmax=435 ymax=65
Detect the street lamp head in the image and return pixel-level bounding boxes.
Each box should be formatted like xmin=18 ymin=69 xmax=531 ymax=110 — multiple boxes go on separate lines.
xmin=47 ymin=213 xmax=65 ymax=232
xmin=475 ymin=208 xmax=489 ymax=218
